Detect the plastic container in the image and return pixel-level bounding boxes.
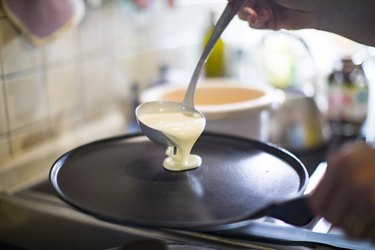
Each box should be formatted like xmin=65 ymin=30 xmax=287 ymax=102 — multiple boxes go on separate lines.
xmin=139 ymin=79 xmax=274 ymax=141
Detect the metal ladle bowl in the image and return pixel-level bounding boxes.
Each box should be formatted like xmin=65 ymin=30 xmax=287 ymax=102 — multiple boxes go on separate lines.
xmin=136 ymin=0 xmax=246 ymax=146
xmin=136 ymin=101 xmax=204 ymax=146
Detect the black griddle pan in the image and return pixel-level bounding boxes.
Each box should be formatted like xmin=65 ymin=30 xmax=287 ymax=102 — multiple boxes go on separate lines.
xmin=50 ymin=132 xmax=314 ymax=231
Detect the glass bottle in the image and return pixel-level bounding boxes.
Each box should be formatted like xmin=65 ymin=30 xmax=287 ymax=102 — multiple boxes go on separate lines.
xmin=203 ymin=11 xmax=226 ymax=78
xmin=326 ymin=57 xmax=369 ymax=137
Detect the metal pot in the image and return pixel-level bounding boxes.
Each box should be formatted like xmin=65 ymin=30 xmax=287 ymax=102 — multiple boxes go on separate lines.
xmin=267 ymin=90 xmax=331 ymax=151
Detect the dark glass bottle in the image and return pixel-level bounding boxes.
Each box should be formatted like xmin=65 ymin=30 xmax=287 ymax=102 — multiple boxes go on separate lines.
xmin=326 ymin=57 xmax=369 ymax=137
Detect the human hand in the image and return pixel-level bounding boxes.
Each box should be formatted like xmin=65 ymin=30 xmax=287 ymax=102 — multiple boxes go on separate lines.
xmin=234 ymin=0 xmax=375 ymax=46
xmin=308 ymin=143 xmax=375 ymax=241
xmin=236 ymin=0 xmax=323 ymax=30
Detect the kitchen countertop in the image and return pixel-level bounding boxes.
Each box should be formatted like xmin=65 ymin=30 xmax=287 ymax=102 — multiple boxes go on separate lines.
xmin=0 ymin=111 xmax=125 ymax=195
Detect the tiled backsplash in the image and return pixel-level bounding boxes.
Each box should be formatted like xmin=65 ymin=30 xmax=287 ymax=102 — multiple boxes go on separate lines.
xmin=2 ymin=0 xmax=372 ymax=177
xmin=0 ymin=0 xmax=224 ymax=163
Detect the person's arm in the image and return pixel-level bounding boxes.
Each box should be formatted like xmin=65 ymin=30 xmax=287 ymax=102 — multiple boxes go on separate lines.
xmin=237 ymin=0 xmax=375 ymax=46
xmin=236 ymin=0 xmax=375 ymax=242
xmin=318 ymin=0 xmax=375 ymax=47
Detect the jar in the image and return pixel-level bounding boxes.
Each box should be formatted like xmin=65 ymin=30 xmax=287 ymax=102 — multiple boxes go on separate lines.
xmin=326 ymin=57 xmax=369 ymax=136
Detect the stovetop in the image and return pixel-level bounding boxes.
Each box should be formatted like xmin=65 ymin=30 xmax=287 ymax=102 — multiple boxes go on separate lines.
xmin=1 ymin=128 xmax=375 ymax=250
xmin=1 ymin=158 xmax=375 ymax=250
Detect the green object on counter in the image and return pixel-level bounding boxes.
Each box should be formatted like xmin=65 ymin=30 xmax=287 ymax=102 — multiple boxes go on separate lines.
xmin=203 ymin=11 xmax=226 ymax=78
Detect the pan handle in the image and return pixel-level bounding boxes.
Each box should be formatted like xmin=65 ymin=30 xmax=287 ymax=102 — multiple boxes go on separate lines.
xmin=255 ymin=195 xmax=315 ymax=226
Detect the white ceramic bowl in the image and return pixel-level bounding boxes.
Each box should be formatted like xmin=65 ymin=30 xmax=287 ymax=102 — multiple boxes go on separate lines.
xmin=139 ymin=79 xmax=275 ymax=140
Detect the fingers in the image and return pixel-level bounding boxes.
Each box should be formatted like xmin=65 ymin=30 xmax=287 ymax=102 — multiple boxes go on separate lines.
xmin=307 ymin=149 xmax=349 ymax=215
xmin=238 ymin=1 xmax=274 ymax=29
xmin=309 ymin=143 xmax=368 ymax=214
xmin=334 ymin=176 xmax=375 ymax=240
xmin=238 ymin=2 xmax=257 ymax=24
xmin=309 ymin=143 xmax=375 ymax=241
xmin=343 ymin=202 xmax=374 ymax=240
xmin=237 ymin=0 xmax=321 ymax=30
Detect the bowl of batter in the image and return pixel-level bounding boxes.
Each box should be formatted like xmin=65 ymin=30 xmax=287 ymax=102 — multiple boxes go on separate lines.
xmin=139 ymin=79 xmax=275 ymax=141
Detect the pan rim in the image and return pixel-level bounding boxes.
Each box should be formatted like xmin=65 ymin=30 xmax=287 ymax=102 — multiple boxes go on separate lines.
xmin=49 ymin=132 xmax=309 ymax=231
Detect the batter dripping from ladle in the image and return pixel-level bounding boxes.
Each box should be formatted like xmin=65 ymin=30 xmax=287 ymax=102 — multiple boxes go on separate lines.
xmin=136 ymin=0 xmax=245 ymax=171
xmin=138 ymin=111 xmax=205 ymax=171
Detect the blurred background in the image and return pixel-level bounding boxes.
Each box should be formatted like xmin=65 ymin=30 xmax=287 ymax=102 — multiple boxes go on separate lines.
xmin=0 ymin=0 xmax=374 ymax=192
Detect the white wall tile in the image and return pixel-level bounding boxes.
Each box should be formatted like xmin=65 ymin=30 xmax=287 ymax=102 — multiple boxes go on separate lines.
xmin=0 ymin=134 xmax=10 ymax=159
xmin=79 ymin=8 xmax=114 ymax=61
xmin=43 ymin=28 xmax=80 ymax=65
xmin=113 ymin=56 xmax=140 ymax=95
xmin=0 ymin=80 xmax=8 ymax=134
xmin=112 ymin=8 xmax=140 ymax=58
xmin=9 ymin=120 xmax=50 ymax=152
xmin=81 ymin=59 xmax=116 ymax=112
xmin=4 ymin=72 xmax=47 ymax=131
xmin=0 ymin=20 xmax=42 ymax=75
xmin=46 ymin=65 xmax=81 ymax=118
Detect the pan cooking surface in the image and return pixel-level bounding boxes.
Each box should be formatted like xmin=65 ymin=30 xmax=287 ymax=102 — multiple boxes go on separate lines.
xmin=50 ymin=133 xmax=307 ymax=229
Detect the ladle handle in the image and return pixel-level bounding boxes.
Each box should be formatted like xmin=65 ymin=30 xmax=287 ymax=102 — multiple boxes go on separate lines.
xmin=183 ymin=0 xmax=246 ymax=108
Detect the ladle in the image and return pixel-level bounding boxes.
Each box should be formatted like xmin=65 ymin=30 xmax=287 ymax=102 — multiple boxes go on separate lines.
xmin=136 ymin=0 xmax=245 ymax=146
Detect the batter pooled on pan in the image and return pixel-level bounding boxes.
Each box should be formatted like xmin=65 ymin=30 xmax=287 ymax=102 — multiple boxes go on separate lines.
xmin=137 ymin=111 xmax=206 ymax=171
